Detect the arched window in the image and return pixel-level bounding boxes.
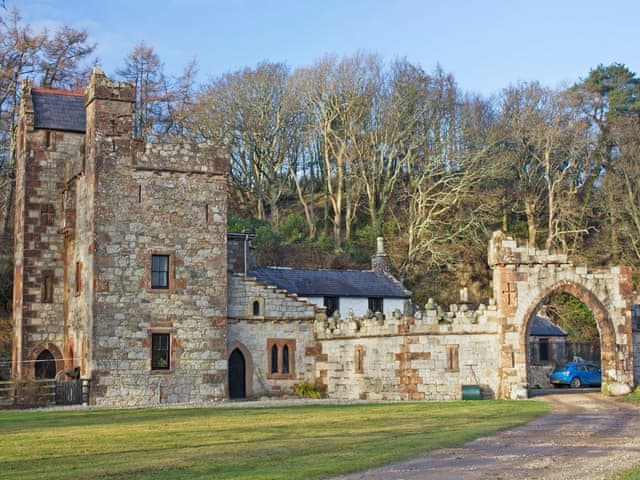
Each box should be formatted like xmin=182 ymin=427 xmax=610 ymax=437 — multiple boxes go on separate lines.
xmin=253 ymin=300 xmax=261 ymax=316
xmin=282 ymin=345 xmax=289 ymax=374
xmin=267 ymin=339 xmax=296 ymax=379
xmin=271 ymin=344 xmax=278 ymax=374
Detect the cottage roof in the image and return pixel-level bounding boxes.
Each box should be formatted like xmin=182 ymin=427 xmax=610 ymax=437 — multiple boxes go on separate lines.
xmin=530 ymin=315 xmax=567 ymax=337
xmin=249 ymin=267 xmax=411 ymax=298
xmin=31 ymin=88 xmax=85 ymax=133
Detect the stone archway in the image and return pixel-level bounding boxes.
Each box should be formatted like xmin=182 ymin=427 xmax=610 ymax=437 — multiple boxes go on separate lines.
xmin=488 ymin=232 xmax=637 ymax=398
xmin=228 ymin=342 xmax=253 ymax=399
xmin=30 ymin=342 xmax=63 ymax=380
xmin=520 ymin=282 xmax=614 ymax=389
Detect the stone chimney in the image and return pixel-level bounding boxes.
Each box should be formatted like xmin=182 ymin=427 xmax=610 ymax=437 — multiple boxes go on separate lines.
xmin=371 ymin=237 xmax=391 ymax=275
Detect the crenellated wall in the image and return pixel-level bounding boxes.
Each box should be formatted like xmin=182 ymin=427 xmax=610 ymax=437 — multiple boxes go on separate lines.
xmin=313 ymin=301 xmax=502 ymax=401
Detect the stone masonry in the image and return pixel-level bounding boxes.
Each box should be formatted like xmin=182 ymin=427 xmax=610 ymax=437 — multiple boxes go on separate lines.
xmin=13 ymin=68 xmax=229 ymax=406
xmin=227 ymin=274 xmax=318 ymax=397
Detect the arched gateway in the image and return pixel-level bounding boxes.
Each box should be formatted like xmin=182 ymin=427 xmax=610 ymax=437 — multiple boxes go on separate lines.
xmin=488 ymin=232 xmax=639 ymax=398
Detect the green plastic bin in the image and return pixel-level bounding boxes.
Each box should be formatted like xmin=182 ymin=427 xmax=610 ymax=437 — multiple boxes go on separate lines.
xmin=461 ymin=384 xmax=482 ymax=400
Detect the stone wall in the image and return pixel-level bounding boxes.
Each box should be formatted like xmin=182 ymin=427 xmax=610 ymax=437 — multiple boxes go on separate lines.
xmin=228 ymin=319 xmax=316 ymax=397
xmin=315 ymin=302 xmax=502 ymax=401
xmin=227 ymin=275 xmax=318 ymax=397
xmin=228 ymin=274 xmax=319 ymax=320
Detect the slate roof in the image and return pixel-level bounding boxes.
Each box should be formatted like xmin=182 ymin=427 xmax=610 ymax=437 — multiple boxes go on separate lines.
xmin=530 ymin=315 xmax=567 ymax=337
xmin=249 ymin=267 xmax=411 ymax=298
xmin=31 ymin=88 xmax=86 ymax=133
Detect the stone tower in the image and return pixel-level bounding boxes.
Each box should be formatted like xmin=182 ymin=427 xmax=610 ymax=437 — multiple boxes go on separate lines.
xmin=13 ymin=81 xmax=86 ymax=379
xmin=13 ymin=68 xmax=229 ymax=406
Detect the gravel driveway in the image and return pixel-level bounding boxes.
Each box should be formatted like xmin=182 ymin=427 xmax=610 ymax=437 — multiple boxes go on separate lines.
xmin=331 ymin=392 xmax=640 ymax=480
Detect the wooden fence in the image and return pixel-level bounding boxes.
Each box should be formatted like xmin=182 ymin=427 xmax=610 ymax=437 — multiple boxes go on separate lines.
xmin=0 ymin=379 xmax=89 ymax=408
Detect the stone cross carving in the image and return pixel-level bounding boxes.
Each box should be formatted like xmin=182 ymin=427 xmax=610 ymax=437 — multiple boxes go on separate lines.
xmin=502 ymin=282 xmax=517 ymax=307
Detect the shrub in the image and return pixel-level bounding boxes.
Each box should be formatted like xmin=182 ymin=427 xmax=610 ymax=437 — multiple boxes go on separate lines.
xmin=279 ymin=214 xmax=307 ymax=244
xmin=295 ymin=381 xmax=323 ymax=399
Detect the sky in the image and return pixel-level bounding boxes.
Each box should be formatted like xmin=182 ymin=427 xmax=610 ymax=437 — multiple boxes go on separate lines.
xmin=11 ymin=0 xmax=640 ymax=96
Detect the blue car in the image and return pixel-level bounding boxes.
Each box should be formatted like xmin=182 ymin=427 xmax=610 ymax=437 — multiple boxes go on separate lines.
xmin=550 ymin=362 xmax=601 ymax=388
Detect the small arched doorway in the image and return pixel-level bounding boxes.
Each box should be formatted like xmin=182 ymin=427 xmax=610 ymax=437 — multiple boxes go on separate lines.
xmin=228 ymin=348 xmax=246 ymax=399
xmin=35 ymin=349 xmax=57 ymax=379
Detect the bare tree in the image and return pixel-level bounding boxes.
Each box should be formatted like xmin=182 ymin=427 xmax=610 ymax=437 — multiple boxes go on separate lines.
xmin=162 ymin=58 xmax=199 ymax=141
xmin=117 ymin=42 xmax=167 ymax=140
xmin=293 ymin=53 xmax=381 ymax=248
xmin=0 ymin=8 xmax=45 ymax=239
xmin=38 ymin=25 xmax=95 ymax=89
xmin=195 ymin=62 xmax=296 ymax=226
xmin=496 ymin=83 xmax=595 ymax=250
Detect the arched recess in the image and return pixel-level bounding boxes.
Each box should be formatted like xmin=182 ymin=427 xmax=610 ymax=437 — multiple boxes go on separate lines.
xmin=30 ymin=342 xmax=63 ymax=380
xmin=519 ymin=281 xmax=616 ymax=388
xmin=228 ymin=342 xmax=254 ymax=399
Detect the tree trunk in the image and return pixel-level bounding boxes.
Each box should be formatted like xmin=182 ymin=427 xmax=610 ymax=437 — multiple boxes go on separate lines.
xmin=525 ymin=200 xmax=537 ymax=248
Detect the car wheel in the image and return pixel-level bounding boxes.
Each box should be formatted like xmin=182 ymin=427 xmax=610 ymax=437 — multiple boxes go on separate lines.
xmin=570 ymin=377 xmax=582 ymax=388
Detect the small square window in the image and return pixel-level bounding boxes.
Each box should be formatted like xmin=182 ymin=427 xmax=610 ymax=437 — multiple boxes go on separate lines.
xmin=151 ymin=254 xmax=170 ymax=289
xmin=41 ymin=204 xmax=55 ymax=226
xmin=151 ymin=333 xmax=171 ymax=370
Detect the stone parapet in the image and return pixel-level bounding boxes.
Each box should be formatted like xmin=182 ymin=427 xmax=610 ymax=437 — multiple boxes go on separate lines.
xmin=84 ymin=67 xmax=135 ymax=105
xmin=315 ymin=299 xmax=501 ymax=340
xmin=134 ymin=143 xmax=227 ymax=175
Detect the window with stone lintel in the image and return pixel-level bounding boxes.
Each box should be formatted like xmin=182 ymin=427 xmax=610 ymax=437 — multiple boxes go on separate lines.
xmin=151 ymin=332 xmax=172 ymax=371
xmin=149 ymin=253 xmax=175 ymax=291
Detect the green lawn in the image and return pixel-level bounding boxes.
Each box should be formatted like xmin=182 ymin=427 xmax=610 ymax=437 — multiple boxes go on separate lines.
xmin=0 ymin=400 xmax=549 ymax=480
xmin=614 ymin=389 xmax=640 ymax=480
